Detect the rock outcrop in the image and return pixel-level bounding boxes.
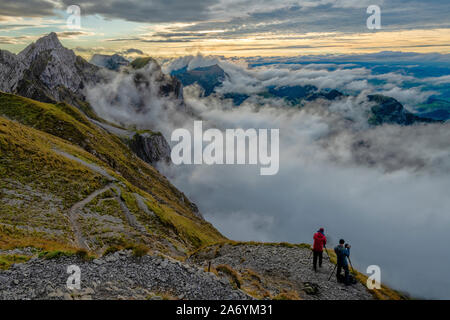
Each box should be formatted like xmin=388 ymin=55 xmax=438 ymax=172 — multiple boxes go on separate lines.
xmin=127 ymin=132 xmax=171 ymax=165
xmin=90 ymin=119 xmax=171 ymax=165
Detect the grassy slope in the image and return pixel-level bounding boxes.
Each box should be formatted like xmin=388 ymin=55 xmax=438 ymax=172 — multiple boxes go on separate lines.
xmin=0 ymin=92 xmax=225 ymax=255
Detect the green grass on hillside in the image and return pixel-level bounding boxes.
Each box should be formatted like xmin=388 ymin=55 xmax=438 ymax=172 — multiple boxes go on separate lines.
xmin=130 ymin=57 xmax=156 ymax=69
xmin=0 ymin=92 xmax=225 ymax=254
xmin=0 ymin=92 xmax=207 ymax=221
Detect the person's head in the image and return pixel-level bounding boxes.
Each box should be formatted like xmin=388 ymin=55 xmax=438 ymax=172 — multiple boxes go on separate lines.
xmin=319 ymin=228 xmax=324 ymax=233
xmin=339 ymin=239 xmax=345 ymax=245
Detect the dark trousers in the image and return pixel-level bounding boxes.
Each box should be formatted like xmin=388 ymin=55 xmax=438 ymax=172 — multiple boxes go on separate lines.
xmin=313 ymin=250 xmax=323 ymax=270
xmin=337 ymin=263 xmax=350 ymax=285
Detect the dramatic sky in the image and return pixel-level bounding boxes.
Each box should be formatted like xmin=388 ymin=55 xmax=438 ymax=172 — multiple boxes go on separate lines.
xmin=0 ymin=0 xmax=449 ymax=57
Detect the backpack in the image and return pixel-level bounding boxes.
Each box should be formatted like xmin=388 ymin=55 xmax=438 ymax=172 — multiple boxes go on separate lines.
xmin=337 ymin=273 xmax=357 ymax=285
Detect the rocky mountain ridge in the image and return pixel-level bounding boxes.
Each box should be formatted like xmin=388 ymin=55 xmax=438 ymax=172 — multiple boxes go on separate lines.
xmin=171 ymin=63 xmax=440 ymax=126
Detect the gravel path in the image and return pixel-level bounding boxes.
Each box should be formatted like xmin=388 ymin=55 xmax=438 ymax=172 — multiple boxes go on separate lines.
xmin=68 ymin=183 xmax=116 ymax=250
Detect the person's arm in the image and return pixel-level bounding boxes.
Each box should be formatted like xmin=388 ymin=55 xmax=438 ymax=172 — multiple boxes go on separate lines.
xmin=345 ymin=248 xmax=350 ymax=257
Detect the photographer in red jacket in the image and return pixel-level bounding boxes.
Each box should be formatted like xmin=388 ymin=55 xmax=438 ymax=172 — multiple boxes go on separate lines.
xmin=312 ymin=228 xmax=327 ymax=272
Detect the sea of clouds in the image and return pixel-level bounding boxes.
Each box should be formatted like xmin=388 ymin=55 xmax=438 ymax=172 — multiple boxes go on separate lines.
xmin=86 ymin=55 xmax=450 ymax=299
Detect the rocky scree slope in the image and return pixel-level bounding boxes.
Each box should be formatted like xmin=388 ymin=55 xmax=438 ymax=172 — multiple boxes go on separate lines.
xmin=0 ymin=243 xmax=404 ymax=300
xmin=0 ymin=248 xmax=250 ymax=300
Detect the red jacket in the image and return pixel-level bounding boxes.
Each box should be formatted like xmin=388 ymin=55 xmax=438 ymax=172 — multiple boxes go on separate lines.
xmin=313 ymin=232 xmax=327 ymax=252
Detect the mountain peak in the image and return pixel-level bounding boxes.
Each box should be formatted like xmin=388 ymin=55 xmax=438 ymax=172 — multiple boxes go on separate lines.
xmin=18 ymin=32 xmax=64 ymax=63
xmin=34 ymin=32 xmax=63 ymax=50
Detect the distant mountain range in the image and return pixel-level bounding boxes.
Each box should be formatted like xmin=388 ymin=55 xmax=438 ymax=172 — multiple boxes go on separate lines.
xmin=170 ymin=63 xmax=444 ymax=125
xmin=90 ymin=53 xmax=130 ymax=71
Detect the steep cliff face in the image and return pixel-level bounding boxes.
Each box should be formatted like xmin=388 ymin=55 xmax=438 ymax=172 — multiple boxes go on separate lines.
xmin=0 ymin=50 xmax=26 ymax=92
xmin=90 ymin=120 xmax=172 ymax=165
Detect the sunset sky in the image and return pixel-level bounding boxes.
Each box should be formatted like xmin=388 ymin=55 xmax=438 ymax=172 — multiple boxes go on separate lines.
xmin=1 ymin=0 xmax=449 ymax=58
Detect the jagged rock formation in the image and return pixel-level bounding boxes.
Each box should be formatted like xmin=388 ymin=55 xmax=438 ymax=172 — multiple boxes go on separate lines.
xmin=90 ymin=54 xmax=130 ymax=71
xmin=0 ymin=33 xmax=184 ymax=166
xmin=0 ymin=32 xmax=100 ymax=111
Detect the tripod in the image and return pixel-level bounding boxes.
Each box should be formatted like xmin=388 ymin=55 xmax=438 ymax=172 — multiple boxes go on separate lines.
xmin=328 ymin=264 xmax=337 ymax=281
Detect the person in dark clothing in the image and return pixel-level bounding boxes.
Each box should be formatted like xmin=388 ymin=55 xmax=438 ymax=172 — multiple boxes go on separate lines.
xmin=312 ymin=228 xmax=327 ymax=272
xmin=334 ymin=239 xmax=351 ymax=285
